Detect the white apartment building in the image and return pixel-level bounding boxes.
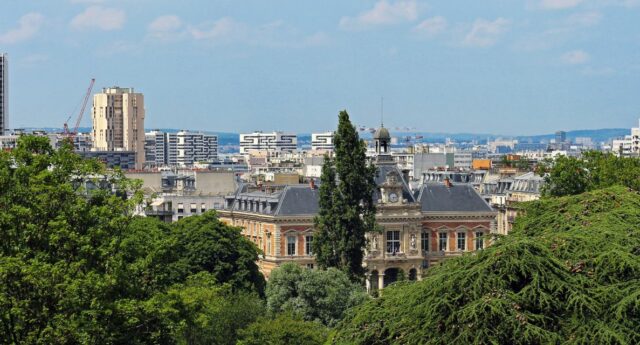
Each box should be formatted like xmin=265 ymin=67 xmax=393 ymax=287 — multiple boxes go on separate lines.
xmin=177 ymin=130 xmax=218 ymax=166
xmin=612 ymin=119 xmax=640 ymax=157
xmin=145 ymin=130 xmax=218 ymax=167
xmin=91 ymin=87 xmax=145 ymax=169
xmin=240 ymin=131 xmax=297 ymax=153
xmin=311 ymin=132 xmax=334 ymax=151
xmin=0 ymin=54 xmax=7 ymax=134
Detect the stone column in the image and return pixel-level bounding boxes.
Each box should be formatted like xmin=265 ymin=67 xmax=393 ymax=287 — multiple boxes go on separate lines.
xmin=378 ymin=273 xmax=385 ymax=291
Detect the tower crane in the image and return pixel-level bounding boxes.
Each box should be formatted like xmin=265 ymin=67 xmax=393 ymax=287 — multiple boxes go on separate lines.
xmin=63 ymin=78 xmax=95 ymax=138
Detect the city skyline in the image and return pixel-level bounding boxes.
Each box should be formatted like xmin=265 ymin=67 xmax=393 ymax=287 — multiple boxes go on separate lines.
xmin=2 ymin=0 xmax=640 ymax=134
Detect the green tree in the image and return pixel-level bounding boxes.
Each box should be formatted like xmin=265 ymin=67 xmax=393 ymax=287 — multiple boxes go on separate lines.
xmin=332 ymin=186 xmax=640 ymax=344
xmin=313 ymin=110 xmax=377 ymax=280
xmin=237 ymin=313 xmax=329 ymax=345
xmin=541 ymin=151 xmax=640 ymax=197
xmin=168 ymin=212 xmax=266 ymax=295
xmin=313 ymin=155 xmax=339 ymax=268
xmin=0 ymin=136 xmax=266 ymax=344
xmin=137 ymin=272 xmax=264 ymax=345
xmin=265 ymin=263 xmax=368 ymax=327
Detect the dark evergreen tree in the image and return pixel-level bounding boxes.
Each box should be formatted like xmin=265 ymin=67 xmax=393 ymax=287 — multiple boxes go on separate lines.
xmin=313 ymin=155 xmax=339 ymax=268
xmin=313 ymin=110 xmax=376 ymax=280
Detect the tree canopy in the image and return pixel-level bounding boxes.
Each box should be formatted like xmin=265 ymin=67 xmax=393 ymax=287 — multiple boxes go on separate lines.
xmin=265 ymin=262 xmax=368 ymax=327
xmin=332 ymin=186 xmax=640 ymax=344
xmin=0 ymin=136 xmax=265 ymax=344
xmin=313 ymin=110 xmax=377 ymax=280
xmin=540 ymin=151 xmax=640 ymax=197
xmin=237 ymin=313 xmax=329 ymax=345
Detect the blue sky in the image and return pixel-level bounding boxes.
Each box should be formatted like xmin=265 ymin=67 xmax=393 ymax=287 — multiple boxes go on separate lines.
xmin=1 ymin=0 xmax=639 ymax=135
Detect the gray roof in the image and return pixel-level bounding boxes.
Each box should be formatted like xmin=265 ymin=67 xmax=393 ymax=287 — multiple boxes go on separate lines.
xmin=373 ymin=165 xmax=416 ymax=203
xmin=274 ymin=185 xmax=320 ymax=216
xmin=418 ymin=183 xmax=493 ymax=213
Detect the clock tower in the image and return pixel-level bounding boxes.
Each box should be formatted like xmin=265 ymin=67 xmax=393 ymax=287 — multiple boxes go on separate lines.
xmin=380 ymin=170 xmax=404 ymax=205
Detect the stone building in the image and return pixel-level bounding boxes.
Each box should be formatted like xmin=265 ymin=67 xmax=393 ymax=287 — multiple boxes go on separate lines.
xmin=218 ymin=125 xmax=497 ymax=292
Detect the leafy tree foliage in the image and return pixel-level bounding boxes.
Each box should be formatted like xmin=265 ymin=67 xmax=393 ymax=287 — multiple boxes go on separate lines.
xmin=168 ymin=212 xmax=266 ymax=295
xmin=266 ymin=263 xmax=368 ymax=327
xmin=135 ymin=272 xmax=264 ymax=345
xmin=332 ymin=186 xmax=640 ymax=344
xmin=313 ymin=110 xmax=377 ymax=280
xmin=0 ymin=136 xmax=265 ymax=344
xmin=237 ymin=313 xmax=329 ymax=345
xmin=540 ymin=151 xmax=640 ymax=197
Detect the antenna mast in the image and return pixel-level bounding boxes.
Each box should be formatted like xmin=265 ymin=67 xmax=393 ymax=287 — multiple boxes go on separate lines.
xmin=380 ymin=96 xmax=384 ymax=127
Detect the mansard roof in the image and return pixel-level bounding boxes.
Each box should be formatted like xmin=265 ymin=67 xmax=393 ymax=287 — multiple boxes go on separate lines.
xmin=274 ymin=185 xmax=319 ymax=216
xmin=418 ymin=183 xmax=494 ymax=213
xmin=373 ymin=164 xmax=416 ymax=203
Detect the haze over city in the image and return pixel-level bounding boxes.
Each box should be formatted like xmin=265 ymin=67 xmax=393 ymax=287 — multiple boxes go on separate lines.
xmin=2 ymin=0 xmax=639 ymax=134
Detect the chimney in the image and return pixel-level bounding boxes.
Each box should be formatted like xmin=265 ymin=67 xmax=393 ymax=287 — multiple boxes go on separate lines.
xmin=444 ymin=177 xmax=452 ymax=188
xmin=309 ymin=178 xmax=316 ymax=189
xmin=401 ymin=169 xmax=410 ymax=184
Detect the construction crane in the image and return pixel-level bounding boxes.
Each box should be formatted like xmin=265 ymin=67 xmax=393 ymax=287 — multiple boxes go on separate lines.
xmin=63 ymin=78 xmax=95 ymax=137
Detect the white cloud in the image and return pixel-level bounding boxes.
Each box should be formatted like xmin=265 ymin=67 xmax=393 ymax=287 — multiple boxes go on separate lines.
xmin=566 ymin=11 xmax=602 ymax=26
xmin=413 ymin=16 xmax=447 ymax=37
xmin=539 ymin=0 xmax=584 ymax=9
xmin=148 ymin=15 xmax=183 ymax=40
xmin=188 ymin=17 xmax=246 ymax=41
xmin=149 ymin=15 xmax=182 ymax=32
xmin=462 ymin=18 xmax=510 ymax=47
xmin=340 ymin=0 xmax=419 ymax=30
xmin=561 ymin=49 xmax=590 ymax=64
xmin=70 ymin=6 xmax=125 ymax=31
xmin=0 ymin=13 xmax=44 ymax=44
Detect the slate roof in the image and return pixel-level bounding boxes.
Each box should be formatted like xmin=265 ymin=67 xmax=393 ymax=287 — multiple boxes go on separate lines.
xmin=274 ymin=185 xmax=320 ymax=216
xmin=373 ymin=165 xmax=416 ymax=203
xmin=418 ymin=183 xmax=494 ymax=213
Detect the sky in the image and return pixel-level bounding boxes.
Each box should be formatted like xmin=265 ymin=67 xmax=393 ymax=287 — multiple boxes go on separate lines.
xmin=1 ymin=0 xmax=639 ymax=135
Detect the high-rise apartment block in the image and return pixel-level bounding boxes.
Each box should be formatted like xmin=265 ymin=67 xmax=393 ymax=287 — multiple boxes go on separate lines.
xmin=0 ymin=54 xmax=8 ymax=134
xmin=92 ymin=87 xmax=145 ymax=169
xmin=145 ymin=130 xmax=218 ymax=167
xmin=239 ymin=131 xmax=297 ymax=153
xmin=311 ymin=132 xmax=334 ymax=151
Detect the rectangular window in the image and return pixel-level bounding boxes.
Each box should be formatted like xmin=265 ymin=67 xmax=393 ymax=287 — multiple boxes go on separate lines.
xmin=190 ymin=203 xmax=197 ymax=213
xmin=201 ymin=203 xmax=206 ymax=212
xmin=439 ymin=232 xmax=447 ymax=252
xmin=305 ymin=235 xmax=313 ymax=255
xmin=457 ymin=232 xmax=466 ymax=251
xmin=306 ymin=263 xmax=314 ymax=269
xmin=475 ymin=231 xmax=484 ymax=250
xmin=177 ymin=203 xmax=184 ymax=213
xmin=287 ymin=236 xmax=296 ymax=256
xmin=421 ymin=231 xmax=429 ymax=253
xmin=386 ymin=231 xmax=401 ymax=254
xmin=266 ymin=236 xmax=271 ymax=255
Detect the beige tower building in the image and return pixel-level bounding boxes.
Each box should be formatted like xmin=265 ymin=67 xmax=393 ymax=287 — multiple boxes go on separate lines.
xmin=92 ymin=87 xmax=145 ymax=169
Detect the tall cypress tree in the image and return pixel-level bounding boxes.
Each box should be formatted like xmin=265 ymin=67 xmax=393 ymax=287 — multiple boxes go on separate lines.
xmin=313 ymin=110 xmax=377 ymax=280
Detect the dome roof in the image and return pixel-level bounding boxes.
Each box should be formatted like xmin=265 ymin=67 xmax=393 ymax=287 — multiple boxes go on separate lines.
xmin=373 ymin=126 xmax=390 ymax=140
